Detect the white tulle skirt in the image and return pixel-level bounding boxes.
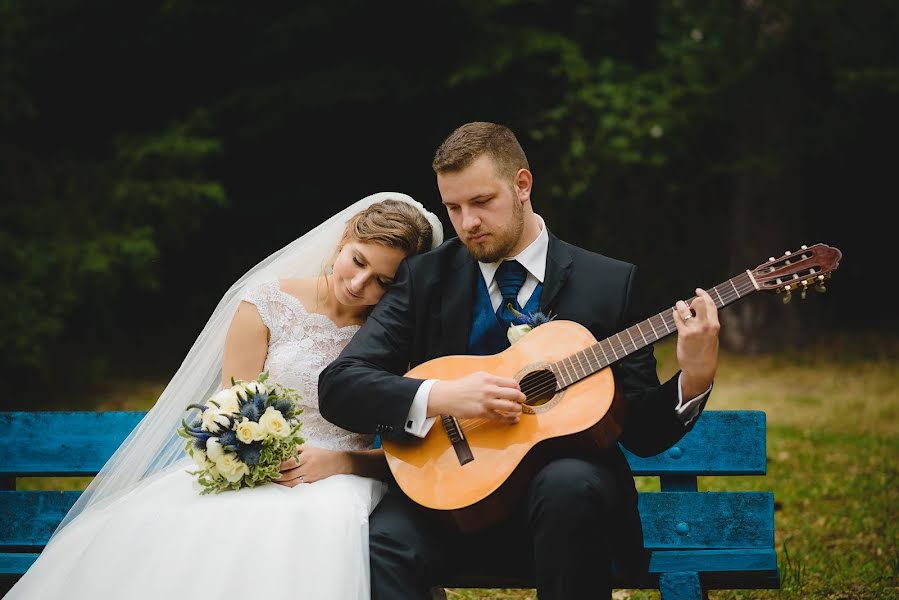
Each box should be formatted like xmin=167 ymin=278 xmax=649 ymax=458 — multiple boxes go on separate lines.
xmin=6 ymin=462 xmax=386 ymax=600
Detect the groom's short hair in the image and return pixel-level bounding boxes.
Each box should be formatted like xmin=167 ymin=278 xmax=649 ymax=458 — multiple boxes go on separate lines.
xmin=432 ymin=121 xmax=529 ymax=182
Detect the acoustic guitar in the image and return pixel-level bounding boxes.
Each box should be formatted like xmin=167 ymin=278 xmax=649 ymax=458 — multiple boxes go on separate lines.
xmin=382 ymin=243 xmax=842 ymax=532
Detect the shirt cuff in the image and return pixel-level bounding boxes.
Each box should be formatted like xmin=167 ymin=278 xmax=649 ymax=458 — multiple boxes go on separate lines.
xmin=405 ymin=379 xmax=438 ymax=437
xmin=675 ymin=373 xmax=712 ymax=427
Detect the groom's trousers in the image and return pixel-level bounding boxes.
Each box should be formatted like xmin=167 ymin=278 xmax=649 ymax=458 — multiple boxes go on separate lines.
xmin=369 ymin=456 xmax=623 ymax=600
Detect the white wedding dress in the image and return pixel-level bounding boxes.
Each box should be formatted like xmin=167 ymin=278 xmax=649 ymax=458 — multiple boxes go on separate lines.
xmin=6 ymin=281 xmax=386 ymax=600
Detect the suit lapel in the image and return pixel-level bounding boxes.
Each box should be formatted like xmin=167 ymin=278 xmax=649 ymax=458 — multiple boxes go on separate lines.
xmin=540 ymin=232 xmax=573 ymax=314
xmin=440 ymin=241 xmax=478 ymax=355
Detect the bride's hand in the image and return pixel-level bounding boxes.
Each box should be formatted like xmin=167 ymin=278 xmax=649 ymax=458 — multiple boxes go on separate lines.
xmin=274 ymin=445 xmax=351 ymax=487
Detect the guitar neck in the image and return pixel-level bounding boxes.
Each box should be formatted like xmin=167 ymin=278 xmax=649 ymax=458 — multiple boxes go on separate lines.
xmin=551 ymin=270 xmax=758 ymax=389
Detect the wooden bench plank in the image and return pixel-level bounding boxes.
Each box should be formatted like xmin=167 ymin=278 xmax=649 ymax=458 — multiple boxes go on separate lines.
xmin=2 ymin=410 xmax=765 ymax=475
xmin=0 ymin=554 xmax=40 ymax=575
xmin=0 ymin=491 xmax=79 ymax=547
xmin=439 ymin=549 xmax=779 ymax=589
xmin=624 ymin=411 xmax=767 ymax=476
xmin=0 ymin=491 xmax=773 ymax=551
xmin=639 ymin=492 xmax=774 ymax=549
xmin=0 ymin=412 xmax=144 ymax=476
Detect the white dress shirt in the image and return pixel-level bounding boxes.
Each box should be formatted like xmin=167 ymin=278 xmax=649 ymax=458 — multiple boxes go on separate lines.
xmin=403 ymin=215 xmax=710 ymax=437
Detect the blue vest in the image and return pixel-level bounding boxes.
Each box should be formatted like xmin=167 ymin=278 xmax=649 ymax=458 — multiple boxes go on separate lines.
xmin=467 ymin=274 xmax=543 ymax=356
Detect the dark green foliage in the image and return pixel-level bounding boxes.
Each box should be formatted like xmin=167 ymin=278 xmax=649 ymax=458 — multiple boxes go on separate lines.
xmin=1 ymin=0 xmax=896 ymax=395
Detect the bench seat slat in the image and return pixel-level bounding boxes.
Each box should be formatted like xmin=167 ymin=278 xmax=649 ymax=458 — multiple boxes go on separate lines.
xmin=0 ymin=412 xmax=145 ymax=476
xmin=624 ymin=411 xmax=767 ymax=476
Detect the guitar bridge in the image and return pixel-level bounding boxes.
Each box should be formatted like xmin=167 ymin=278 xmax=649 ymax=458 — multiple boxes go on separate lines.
xmin=441 ymin=415 xmax=474 ymax=466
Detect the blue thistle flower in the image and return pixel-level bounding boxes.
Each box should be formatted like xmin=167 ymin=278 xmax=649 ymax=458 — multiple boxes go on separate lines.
xmin=240 ymin=401 xmax=261 ymax=422
xmin=250 ymin=393 xmax=267 ymax=415
xmin=508 ymin=306 xmax=557 ymax=328
xmin=236 ymin=441 xmax=263 ymax=466
xmin=219 ymin=430 xmax=239 ymax=451
xmin=193 ymin=436 xmax=209 ymax=451
xmin=272 ymin=398 xmax=295 ymax=416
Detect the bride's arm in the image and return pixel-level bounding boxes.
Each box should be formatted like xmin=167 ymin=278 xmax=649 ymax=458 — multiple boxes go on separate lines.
xmin=221 ymin=301 xmax=269 ymax=386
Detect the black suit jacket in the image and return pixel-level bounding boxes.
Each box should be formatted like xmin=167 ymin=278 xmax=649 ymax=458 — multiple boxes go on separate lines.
xmin=318 ymin=232 xmax=702 ymax=572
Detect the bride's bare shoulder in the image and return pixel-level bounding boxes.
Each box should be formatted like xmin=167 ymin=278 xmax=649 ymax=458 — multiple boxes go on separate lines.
xmin=277 ymin=277 xmax=322 ymax=306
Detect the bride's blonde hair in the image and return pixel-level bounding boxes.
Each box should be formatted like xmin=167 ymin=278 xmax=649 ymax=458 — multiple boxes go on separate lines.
xmin=320 ymin=199 xmax=435 ymax=305
xmin=336 ymin=198 xmax=434 ymax=257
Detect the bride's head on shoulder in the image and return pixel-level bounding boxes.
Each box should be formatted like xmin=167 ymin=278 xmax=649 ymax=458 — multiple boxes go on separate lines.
xmin=326 ymin=198 xmax=435 ymax=310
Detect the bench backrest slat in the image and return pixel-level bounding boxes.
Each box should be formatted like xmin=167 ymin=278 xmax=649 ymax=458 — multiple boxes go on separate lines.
xmin=623 ymin=411 xmax=767 ymax=476
xmin=0 ymin=490 xmax=773 ymax=550
xmin=0 ymin=412 xmax=145 ymax=476
xmin=2 ymin=410 xmax=767 ymax=477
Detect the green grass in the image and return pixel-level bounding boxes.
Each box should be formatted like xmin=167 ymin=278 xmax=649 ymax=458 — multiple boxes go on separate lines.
xmin=17 ymin=334 xmax=899 ymax=598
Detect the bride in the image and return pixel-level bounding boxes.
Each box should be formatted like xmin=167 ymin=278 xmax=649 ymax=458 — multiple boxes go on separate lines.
xmin=5 ymin=192 xmax=443 ymax=600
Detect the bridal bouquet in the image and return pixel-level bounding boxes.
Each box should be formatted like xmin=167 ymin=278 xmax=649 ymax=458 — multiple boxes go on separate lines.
xmin=177 ymin=372 xmax=304 ymax=494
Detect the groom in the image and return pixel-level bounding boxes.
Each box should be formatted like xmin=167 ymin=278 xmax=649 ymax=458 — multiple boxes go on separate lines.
xmin=319 ymin=121 xmax=720 ymax=599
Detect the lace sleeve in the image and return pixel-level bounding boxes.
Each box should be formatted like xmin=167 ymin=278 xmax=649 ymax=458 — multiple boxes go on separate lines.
xmin=241 ymin=281 xmax=280 ymax=339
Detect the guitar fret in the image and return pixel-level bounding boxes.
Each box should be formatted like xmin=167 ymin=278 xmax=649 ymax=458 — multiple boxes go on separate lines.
xmin=589 ymin=345 xmax=601 ymax=368
xmin=616 ymin=333 xmax=627 ymax=354
xmin=562 ymin=357 xmax=574 ymax=382
xmin=574 ymin=350 xmax=587 ymax=376
xmin=607 ymin=339 xmax=619 ymax=361
xmin=625 ymin=328 xmax=637 ymax=350
xmin=568 ymin=357 xmax=580 ymax=380
xmin=729 ymin=279 xmax=740 ymax=298
xmin=636 ymin=323 xmax=649 ymax=345
xmin=662 ymin=314 xmax=671 ymax=333
xmin=713 ymin=287 xmax=724 ymax=307
xmin=598 ymin=342 xmax=610 ymax=364
xmin=648 ymin=317 xmax=658 ymax=338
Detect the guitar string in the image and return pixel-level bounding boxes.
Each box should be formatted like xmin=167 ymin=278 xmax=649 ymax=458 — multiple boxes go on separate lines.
xmin=453 ymin=279 xmax=755 ymax=434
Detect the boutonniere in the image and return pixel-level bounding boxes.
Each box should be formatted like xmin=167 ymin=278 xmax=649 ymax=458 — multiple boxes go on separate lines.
xmin=506 ymin=306 xmax=557 ymax=345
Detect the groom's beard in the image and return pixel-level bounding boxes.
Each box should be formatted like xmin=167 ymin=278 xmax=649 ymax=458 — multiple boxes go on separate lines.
xmin=463 ymin=199 xmax=525 ymax=263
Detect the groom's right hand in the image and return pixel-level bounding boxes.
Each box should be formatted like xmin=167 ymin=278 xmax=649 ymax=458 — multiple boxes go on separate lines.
xmin=428 ymin=372 xmax=525 ymax=424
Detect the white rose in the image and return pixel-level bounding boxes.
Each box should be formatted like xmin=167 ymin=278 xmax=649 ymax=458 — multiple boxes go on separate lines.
xmin=201 ymin=406 xmax=230 ymax=433
xmin=507 ymin=324 xmax=533 ymax=345
xmin=216 ymin=453 xmax=249 ymax=483
xmin=212 ymin=388 xmax=240 ymax=414
xmin=205 ymin=438 xmax=225 ymax=463
xmin=259 ymin=407 xmax=289 ymax=438
xmin=236 ymin=418 xmax=267 ymax=444
xmin=190 ymin=448 xmax=212 ymax=469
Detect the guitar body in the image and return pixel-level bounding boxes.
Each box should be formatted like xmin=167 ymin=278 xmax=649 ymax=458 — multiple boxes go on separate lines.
xmin=382 ymin=320 xmax=625 ymax=532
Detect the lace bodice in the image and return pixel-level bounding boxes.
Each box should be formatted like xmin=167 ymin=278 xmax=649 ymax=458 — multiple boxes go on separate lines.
xmin=241 ymin=281 xmax=374 ymax=452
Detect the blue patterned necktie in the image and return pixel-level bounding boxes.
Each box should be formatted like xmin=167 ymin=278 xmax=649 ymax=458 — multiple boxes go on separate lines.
xmin=494 ymin=259 xmax=528 ymax=325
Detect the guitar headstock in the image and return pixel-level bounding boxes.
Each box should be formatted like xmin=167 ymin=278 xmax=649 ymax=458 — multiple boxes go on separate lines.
xmin=750 ymin=243 xmax=843 ymax=302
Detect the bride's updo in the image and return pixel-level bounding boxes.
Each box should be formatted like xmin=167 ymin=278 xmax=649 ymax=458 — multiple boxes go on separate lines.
xmin=339 ymin=198 xmax=434 ymax=255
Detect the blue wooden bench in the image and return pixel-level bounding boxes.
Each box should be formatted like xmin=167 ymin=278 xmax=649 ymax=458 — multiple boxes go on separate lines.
xmin=0 ymin=410 xmax=779 ymax=599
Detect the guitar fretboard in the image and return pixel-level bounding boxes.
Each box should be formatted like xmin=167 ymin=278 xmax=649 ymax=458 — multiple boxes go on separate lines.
xmin=548 ymin=271 xmax=757 ymax=389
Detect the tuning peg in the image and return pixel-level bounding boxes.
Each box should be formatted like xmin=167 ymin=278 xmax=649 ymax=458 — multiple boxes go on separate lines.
xmin=783 ymin=290 xmax=792 ymax=303
xmin=768 ymin=257 xmax=776 ymax=262
xmin=800 ymin=280 xmax=809 ymax=299
xmin=800 ymin=245 xmax=808 ymax=250
xmin=815 ymin=282 xmax=827 ymax=293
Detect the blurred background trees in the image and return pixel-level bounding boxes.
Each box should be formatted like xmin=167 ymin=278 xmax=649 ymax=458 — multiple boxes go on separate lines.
xmin=2 ymin=0 xmax=895 ymax=404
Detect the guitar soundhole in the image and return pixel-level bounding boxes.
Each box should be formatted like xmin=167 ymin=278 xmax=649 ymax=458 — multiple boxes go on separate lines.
xmin=520 ymin=369 xmax=558 ymax=407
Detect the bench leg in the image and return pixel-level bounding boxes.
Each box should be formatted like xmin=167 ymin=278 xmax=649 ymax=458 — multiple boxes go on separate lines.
xmin=659 ymin=571 xmax=708 ymax=600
